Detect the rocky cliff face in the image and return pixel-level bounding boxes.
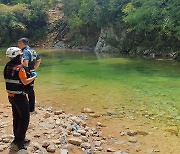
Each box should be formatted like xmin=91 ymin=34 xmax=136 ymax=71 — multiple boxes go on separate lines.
xmin=94 ymin=25 xmax=119 ymax=53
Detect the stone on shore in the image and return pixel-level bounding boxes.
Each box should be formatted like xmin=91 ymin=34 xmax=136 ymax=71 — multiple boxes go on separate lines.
xmin=94 ymin=141 xmax=102 ymax=147
xmin=55 ymin=119 xmax=61 ymax=125
xmin=17 ymin=149 xmax=29 ymax=154
xmin=73 ymin=132 xmax=81 ymax=137
xmin=78 ymin=129 xmax=86 ymax=136
xmin=32 ymin=142 xmax=41 ymax=151
xmin=42 ymin=141 xmax=51 ymax=148
xmin=0 ymin=145 xmax=6 ymax=152
xmin=44 ymin=112 xmax=51 ymax=119
xmin=81 ymin=108 xmax=94 ymax=113
xmin=70 ymin=116 xmax=82 ymax=125
xmin=60 ymin=149 xmax=68 ymax=154
xmin=81 ymin=136 xmax=88 ymax=142
xmin=120 ymin=131 xmax=127 ymax=136
xmin=89 ymin=113 xmax=100 ymax=118
xmin=39 ymin=122 xmax=55 ymax=129
xmin=54 ymin=110 xmax=64 ymax=115
xmin=127 ymin=130 xmax=137 ymax=136
xmin=80 ymin=142 xmax=91 ymax=149
xmin=107 ymin=148 xmax=116 ymax=152
xmin=96 ymin=122 xmax=106 ymax=127
xmin=47 ymin=144 xmax=56 ymax=153
xmin=1 ymin=135 xmax=13 ymax=143
xmin=128 ymin=137 xmax=137 ymax=143
xmin=68 ymin=137 xmax=82 ymax=146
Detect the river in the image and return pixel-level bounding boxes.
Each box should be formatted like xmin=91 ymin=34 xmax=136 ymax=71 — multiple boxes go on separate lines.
xmin=0 ymin=48 xmax=180 ymax=128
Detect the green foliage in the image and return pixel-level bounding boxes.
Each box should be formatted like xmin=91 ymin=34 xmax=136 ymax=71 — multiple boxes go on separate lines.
xmin=62 ymin=0 xmax=180 ymax=52
xmin=122 ymin=0 xmax=180 ymax=51
xmin=0 ymin=0 xmax=56 ymax=46
xmin=0 ymin=4 xmax=28 ymax=45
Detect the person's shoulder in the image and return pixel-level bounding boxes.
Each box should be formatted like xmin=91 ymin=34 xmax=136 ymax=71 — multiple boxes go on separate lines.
xmin=18 ymin=65 xmax=26 ymax=74
xmin=22 ymin=48 xmax=29 ymax=54
xmin=22 ymin=46 xmax=30 ymax=51
xmin=27 ymin=46 xmax=34 ymax=50
xmin=16 ymin=65 xmax=23 ymax=70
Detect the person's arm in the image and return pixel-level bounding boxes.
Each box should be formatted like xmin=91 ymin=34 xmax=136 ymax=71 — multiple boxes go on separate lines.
xmin=34 ymin=58 xmax=41 ymax=70
xmin=22 ymin=50 xmax=30 ymax=67
xmin=21 ymin=76 xmax=36 ymax=85
xmin=19 ymin=67 xmax=36 ymax=85
xmin=23 ymin=59 xmax=29 ymax=67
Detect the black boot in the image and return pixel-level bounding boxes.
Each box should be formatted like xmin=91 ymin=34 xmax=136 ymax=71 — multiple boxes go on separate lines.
xmin=10 ymin=140 xmax=27 ymax=151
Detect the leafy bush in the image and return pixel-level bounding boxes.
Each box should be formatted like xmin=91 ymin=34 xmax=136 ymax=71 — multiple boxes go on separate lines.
xmin=0 ymin=0 xmax=56 ymax=46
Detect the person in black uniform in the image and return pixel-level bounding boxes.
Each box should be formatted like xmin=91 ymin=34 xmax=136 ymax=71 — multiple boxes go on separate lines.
xmin=4 ymin=47 xmax=37 ymax=151
xmin=17 ymin=38 xmax=41 ymax=112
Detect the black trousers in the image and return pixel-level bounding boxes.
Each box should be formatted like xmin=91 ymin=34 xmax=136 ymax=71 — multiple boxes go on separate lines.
xmin=28 ymin=88 xmax=35 ymax=112
xmin=8 ymin=94 xmax=30 ymax=143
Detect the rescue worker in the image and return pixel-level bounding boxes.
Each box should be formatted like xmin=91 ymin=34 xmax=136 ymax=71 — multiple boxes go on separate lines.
xmin=17 ymin=38 xmax=41 ymax=112
xmin=4 ymin=47 xmax=37 ymax=150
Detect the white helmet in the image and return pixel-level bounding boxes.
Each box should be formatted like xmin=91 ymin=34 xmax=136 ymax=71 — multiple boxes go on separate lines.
xmin=6 ymin=47 xmax=23 ymax=58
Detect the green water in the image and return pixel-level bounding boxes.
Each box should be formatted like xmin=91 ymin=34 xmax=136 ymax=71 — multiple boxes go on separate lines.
xmin=0 ymin=49 xmax=180 ymax=126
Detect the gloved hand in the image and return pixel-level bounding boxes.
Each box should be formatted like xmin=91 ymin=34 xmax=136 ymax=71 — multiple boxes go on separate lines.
xmin=31 ymin=72 xmax=38 ymax=77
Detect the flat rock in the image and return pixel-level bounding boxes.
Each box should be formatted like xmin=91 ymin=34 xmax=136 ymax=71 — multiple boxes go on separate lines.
xmin=78 ymin=129 xmax=86 ymax=136
xmin=17 ymin=149 xmax=28 ymax=154
xmin=47 ymin=144 xmax=56 ymax=153
xmin=127 ymin=130 xmax=137 ymax=136
xmin=82 ymin=108 xmax=94 ymax=113
xmin=68 ymin=137 xmax=82 ymax=146
xmin=0 ymin=145 xmax=6 ymax=152
xmin=128 ymin=137 xmax=137 ymax=143
xmin=115 ymin=140 xmax=127 ymax=145
xmin=135 ymin=146 xmax=142 ymax=152
xmin=96 ymin=146 xmax=103 ymax=151
xmin=32 ymin=142 xmax=41 ymax=151
xmin=54 ymin=110 xmax=64 ymax=115
xmin=146 ymin=149 xmax=154 ymax=153
xmin=60 ymin=149 xmax=68 ymax=154
xmin=42 ymin=141 xmax=50 ymax=148
xmin=73 ymin=132 xmax=81 ymax=137
xmin=107 ymin=148 xmax=116 ymax=152
xmin=96 ymin=122 xmax=106 ymax=127
xmin=39 ymin=122 xmax=55 ymax=129
xmin=94 ymin=141 xmax=102 ymax=147
xmin=70 ymin=116 xmax=82 ymax=125
xmin=52 ymin=139 xmax=61 ymax=145
xmin=80 ymin=142 xmax=91 ymax=149
xmin=1 ymin=135 xmax=13 ymax=143
xmin=89 ymin=113 xmax=100 ymax=118
xmin=55 ymin=119 xmax=61 ymax=125
xmin=62 ymin=144 xmax=73 ymax=151
xmin=44 ymin=112 xmax=51 ymax=119
xmin=120 ymin=131 xmax=127 ymax=136
xmin=81 ymin=136 xmax=88 ymax=142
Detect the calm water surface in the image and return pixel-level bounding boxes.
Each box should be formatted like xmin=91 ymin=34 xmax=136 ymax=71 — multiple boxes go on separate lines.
xmin=0 ymin=49 xmax=180 ymax=126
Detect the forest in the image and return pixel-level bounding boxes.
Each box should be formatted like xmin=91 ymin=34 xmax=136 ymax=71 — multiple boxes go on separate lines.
xmin=0 ymin=0 xmax=179 ymax=54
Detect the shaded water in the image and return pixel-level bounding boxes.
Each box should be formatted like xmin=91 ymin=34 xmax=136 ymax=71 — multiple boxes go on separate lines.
xmin=0 ymin=49 xmax=180 ymax=126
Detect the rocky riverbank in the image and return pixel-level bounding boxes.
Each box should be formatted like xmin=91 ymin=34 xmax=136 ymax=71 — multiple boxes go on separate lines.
xmin=0 ymin=102 xmax=180 ymax=154
xmin=0 ymin=105 xmax=129 ymax=154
